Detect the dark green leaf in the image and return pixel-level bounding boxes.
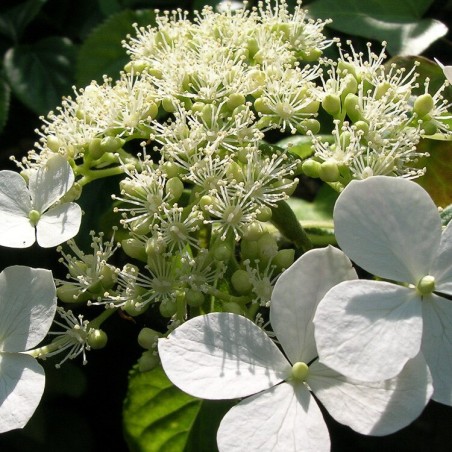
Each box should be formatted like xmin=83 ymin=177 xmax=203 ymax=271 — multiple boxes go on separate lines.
xmin=97 ymin=0 xmax=122 ymax=16
xmin=3 ymin=36 xmax=76 ymax=114
xmin=306 ymin=0 xmax=448 ymax=55
xmin=0 ymin=0 xmax=48 ymax=42
xmin=0 ymin=75 xmax=11 ymax=134
xmin=76 ymin=9 xmax=156 ymax=87
xmin=123 ymin=365 xmax=203 ymax=452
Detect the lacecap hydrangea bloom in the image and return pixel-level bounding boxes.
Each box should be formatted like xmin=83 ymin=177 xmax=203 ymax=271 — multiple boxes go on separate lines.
xmin=314 ymin=176 xmax=452 ymax=405
xmin=0 ymin=155 xmax=82 ymax=248
xmin=0 ymin=266 xmax=56 ymax=433
xmin=159 ymin=246 xmax=432 ymax=451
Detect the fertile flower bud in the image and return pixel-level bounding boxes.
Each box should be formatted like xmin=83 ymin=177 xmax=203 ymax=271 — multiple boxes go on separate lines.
xmin=414 ymin=94 xmax=434 ymax=119
xmin=138 ymin=350 xmax=160 ymax=372
xmin=231 ymin=269 xmax=253 ymax=294
xmin=138 ymin=327 xmax=162 ymax=349
xmin=322 ymin=93 xmax=341 ymax=116
xmin=87 ymin=329 xmax=108 ymax=349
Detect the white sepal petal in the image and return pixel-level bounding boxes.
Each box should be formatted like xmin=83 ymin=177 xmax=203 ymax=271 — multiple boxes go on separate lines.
xmin=431 ymin=221 xmax=452 ymax=295
xmin=37 ymin=202 xmax=82 ymax=247
xmin=334 ymin=176 xmax=441 ymax=284
xmin=308 ymin=353 xmax=432 ymax=436
xmin=0 ymin=171 xmax=35 ymax=248
xmin=314 ymin=280 xmax=423 ymax=382
xmin=29 ymin=155 xmax=74 ymax=212
xmin=0 ymin=266 xmax=57 ymax=352
xmin=0 ymin=211 xmax=35 ymax=248
xmin=158 ymin=312 xmax=290 ymax=400
xmin=0 ymin=352 xmax=45 ymax=433
xmin=421 ymin=293 xmax=452 ymax=405
xmin=217 ymin=382 xmax=330 ymax=452
xmin=270 ymin=246 xmax=357 ymax=364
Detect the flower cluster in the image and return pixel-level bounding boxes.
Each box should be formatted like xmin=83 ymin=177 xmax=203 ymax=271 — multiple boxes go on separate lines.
xmin=1 ymin=0 xmax=451 ymax=445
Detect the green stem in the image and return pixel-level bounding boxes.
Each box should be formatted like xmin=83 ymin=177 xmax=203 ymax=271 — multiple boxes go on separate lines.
xmin=271 ymin=200 xmax=312 ymax=252
xmin=88 ymin=307 xmax=117 ymax=329
xmin=76 ymin=165 xmax=126 ymax=186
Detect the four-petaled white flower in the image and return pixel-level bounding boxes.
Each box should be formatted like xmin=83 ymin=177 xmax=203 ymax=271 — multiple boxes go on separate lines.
xmin=0 ymin=266 xmax=57 ymax=433
xmin=159 ymin=246 xmax=432 ymax=451
xmin=0 ymin=155 xmax=82 ymax=248
xmin=314 ymin=176 xmax=452 ymax=405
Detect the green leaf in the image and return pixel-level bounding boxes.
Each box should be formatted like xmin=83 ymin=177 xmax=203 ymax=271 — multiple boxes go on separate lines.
xmin=0 ymin=75 xmax=11 ymax=134
xmin=288 ymin=183 xmax=337 ymax=222
xmin=123 ymin=365 xmax=203 ymax=452
xmin=0 ymin=0 xmax=48 ymax=42
xmin=415 ymin=139 xmax=452 ymax=207
xmin=76 ymin=9 xmax=156 ymax=87
xmin=306 ymin=0 xmax=448 ymax=55
xmin=3 ymin=36 xmax=76 ymax=114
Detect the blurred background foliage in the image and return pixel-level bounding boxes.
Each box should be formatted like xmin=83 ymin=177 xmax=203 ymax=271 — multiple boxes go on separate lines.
xmin=0 ymin=0 xmax=451 ymax=451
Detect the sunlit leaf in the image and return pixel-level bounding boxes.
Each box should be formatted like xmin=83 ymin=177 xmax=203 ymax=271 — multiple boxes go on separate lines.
xmin=76 ymin=9 xmax=156 ymax=86
xmin=416 ymin=139 xmax=452 ymax=207
xmin=3 ymin=37 xmax=76 ymax=114
xmin=306 ymin=0 xmax=448 ymax=55
xmin=123 ymin=365 xmax=202 ymax=452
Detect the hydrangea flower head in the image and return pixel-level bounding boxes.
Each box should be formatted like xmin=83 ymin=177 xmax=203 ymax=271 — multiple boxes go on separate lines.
xmin=0 ymin=266 xmax=57 ymax=433
xmin=159 ymin=246 xmax=432 ymax=451
xmin=0 ymin=155 xmax=82 ymax=248
xmin=314 ymin=176 xmax=452 ymax=404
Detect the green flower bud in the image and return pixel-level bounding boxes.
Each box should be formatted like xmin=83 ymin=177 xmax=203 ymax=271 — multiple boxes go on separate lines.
xmin=340 ymin=74 xmax=358 ymax=99
xmin=165 ymin=176 xmax=184 ymax=202
xmin=231 ymin=269 xmax=253 ymax=294
xmin=354 ymin=120 xmax=369 ymax=135
xmin=242 ymin=222 xmax=265 ymax=241
xmin=297 ymin=48 xmax=323 ymax=62
xmin=185 ymin=289 xmax=205 ymax=307
xmin=273 ymin=248 xmax=295 ymax=272
xmin=162 ymin=97 xmax=177 ymax=113
xmin=257 ymin=233 xmax=278 ymax=263
xmin=213 ymin=244 xmax=232 ymax=261
xmin=227 ymin=93 xmax=246 ymax=110
xmin=414 ymin=93 xmax=435 ymax=118
xmin=121 ymin=238 xmax=147 ymax=262
xmin=57 ymin=284 xmax=89 ymax=304
xmin=222 ymin=301 xmax=245 ymax=315
xmin=254 ymin=97 xmax=273 ymax=114
xmin=301 ymin=159 xmax=322 ymax=178
xmin=319 ymin=160 xmax=340 ymax=182
xmin=300 ymin=100 xmax=320 ymax=115
xmin=87 ymin=329 xmax=108 ymax=349
xmin=123 ymin=299 xmax=149 ymax=317
xmin=297 ymin=119 xmax=320 ymax=134
xmin=338 ymin=61 xmax=357 ymax=80
xmin=138 ymin=350 xmax=160 ymax=372
xmin=47 ymin=135 xmax=62 ymax=152
xmin=241 ymin=239 xmax=259 ymax=261
xmin=137 ymin=327 xmax=162 ymax=349
xmin=162 ymin=161 xmax=183 ymax=179
xmin=159 ymin=299 xmax=177 ymax=318
xmin=420 ymin=120 xmax=438 ymax=135
xmin=256 ymin=205 xmax=273 ymax=222
xmin=344 ymin=93 xmax=363 ymax=123
xmin=322 ymin=93 xmax=341 ymax=116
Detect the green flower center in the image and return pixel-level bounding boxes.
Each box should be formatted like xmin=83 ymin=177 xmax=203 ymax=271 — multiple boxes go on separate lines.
xmin=416 ymin=275 xmax=436 ymax=296
xmin=291 ymin=361 xmax=309 ymax=381
xmin=28 ymin=209 xmax=41 ymax=226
